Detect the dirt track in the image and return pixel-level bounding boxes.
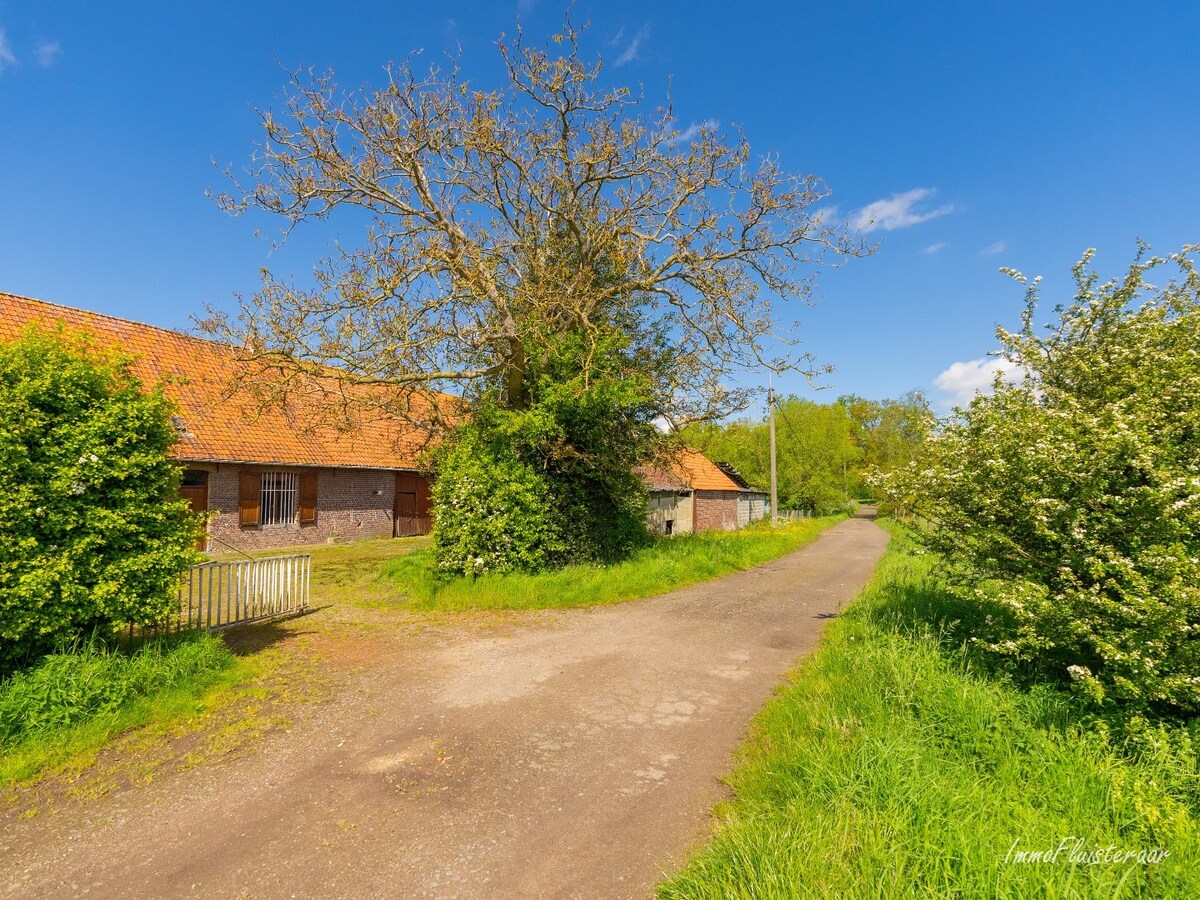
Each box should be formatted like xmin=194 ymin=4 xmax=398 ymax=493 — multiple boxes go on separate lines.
xmin=1 ymin=516 xmax=888 ymax=899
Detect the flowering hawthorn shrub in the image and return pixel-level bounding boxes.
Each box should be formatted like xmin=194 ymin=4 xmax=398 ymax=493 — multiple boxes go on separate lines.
xmin=430 ymin=427 xmax=566 ymax=576
xmin=0 ymin=329 xmax=200 ymax=675
xmin=876 ymin=246 xmax=1200 ymax=713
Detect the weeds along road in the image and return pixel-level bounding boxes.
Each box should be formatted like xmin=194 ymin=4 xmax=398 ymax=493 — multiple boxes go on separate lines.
xmin=1 ymin=515 xmax=889 ymax=899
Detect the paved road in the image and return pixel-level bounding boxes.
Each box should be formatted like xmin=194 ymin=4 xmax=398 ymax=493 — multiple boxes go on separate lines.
xmin=1 ymin=516 xmax=889 ymax=899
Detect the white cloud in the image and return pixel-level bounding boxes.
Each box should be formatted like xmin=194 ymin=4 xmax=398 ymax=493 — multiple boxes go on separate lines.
xmin=813 ymin=205 xmax=839 ymax=225
xmin=848 ymin=187 xmax=954 ymax=233
xmin=517 ymin=0 xmax=537 ymax=12
xmin=923 ymin=242 xmax=949 ymax=254
xmin=981 ymin=241 xmax=1007 ymax=256
xmin=664 ymin=118 xmax=718 ymax=146
xmin=933 ymin=356 xmax=1022 ymax=406
xmin=614 ymin=24 xmax=650 ymax=66
xmin=34 ymin=40 xmax=60 ymax=67
xmin=0 ymin=29 xmax=17 ymax=72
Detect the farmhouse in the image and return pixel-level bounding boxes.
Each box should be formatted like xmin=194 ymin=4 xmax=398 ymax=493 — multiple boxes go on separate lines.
xmin=641 ymin=448 xmax=769 ymax=535
xmin=0 ymin=292 xmax=436 ymax=552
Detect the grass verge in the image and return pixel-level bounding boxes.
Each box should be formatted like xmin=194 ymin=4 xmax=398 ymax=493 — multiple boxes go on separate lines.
xmin=0 ymin=634 xmax=244 ymax=786
xmin=660 ymin=521 xmax=1200 ymax=898
xmin=379 ymin=516 xmax=844 ymax=611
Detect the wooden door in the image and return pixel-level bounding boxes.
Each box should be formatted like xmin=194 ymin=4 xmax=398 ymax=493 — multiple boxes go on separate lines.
xmin=180 ymin=470 xmax=209 ymax=550
xmin=394 ymin=491 xmax=418 ymax=537
xmin=394 ymin=472 xmax=432 ymax=537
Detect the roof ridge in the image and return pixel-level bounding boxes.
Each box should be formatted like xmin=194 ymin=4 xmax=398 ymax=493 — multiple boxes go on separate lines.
xmin=0 ymin=290 xmax=221 ymax=349
xmin=712 ymin=460 xmax=754 ymax=490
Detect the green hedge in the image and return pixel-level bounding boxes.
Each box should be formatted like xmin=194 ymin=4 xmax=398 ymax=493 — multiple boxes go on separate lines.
xmin=0 ymin=328 xmax=200 ymax=674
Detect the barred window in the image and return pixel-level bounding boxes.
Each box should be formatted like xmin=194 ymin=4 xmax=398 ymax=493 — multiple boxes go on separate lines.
xmin=260 ymin=471 xmax=298 ymax=526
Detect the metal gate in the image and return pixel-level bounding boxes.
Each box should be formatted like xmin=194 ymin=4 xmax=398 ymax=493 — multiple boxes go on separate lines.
xmin=171 ymin=554 xmax=311 ymax=631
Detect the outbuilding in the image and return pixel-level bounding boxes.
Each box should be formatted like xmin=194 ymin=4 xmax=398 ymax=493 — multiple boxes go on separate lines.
xmin=0 ymin=292 xmax=438 ymax=552
xmin=639 ymin=448 xmax=767 ymax=534
xmin=714 ymin=462 xmax=770 ymax=527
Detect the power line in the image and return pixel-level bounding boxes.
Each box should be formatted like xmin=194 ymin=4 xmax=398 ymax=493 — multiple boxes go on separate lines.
xmin=775 ymin=401 xmax=803 ymax=443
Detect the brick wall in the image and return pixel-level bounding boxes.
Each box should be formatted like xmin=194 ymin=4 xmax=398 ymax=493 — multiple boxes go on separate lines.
xmin=201 ymin=464 xmax=398 ymax=552
xmin=693 ymin=490 xmax=740 ymax=532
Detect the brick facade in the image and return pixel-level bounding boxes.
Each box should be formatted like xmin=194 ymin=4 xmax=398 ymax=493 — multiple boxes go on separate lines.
xmin=693 ymin=490 xmax=740 ymax=532
xmin=0 ymin=293 xmax=449 ymax=553
xmin=197 ymin=464 xmax=401 ymax=552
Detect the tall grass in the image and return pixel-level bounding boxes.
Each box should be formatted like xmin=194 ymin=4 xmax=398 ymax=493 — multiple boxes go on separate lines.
xmin=0 ymin=634 xmax=236 ymax=785
xmin=381 ymin=516 xmax=842 ymax=611
xmin=660 ymin=522 xmax=1200 ymax=898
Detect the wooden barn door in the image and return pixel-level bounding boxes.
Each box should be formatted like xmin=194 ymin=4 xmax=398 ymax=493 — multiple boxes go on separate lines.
xmin=394 ymin=488 xmax=418 ymax=537
xmin=394 ymin=472 xmax=432 ymax=537
xmin=180 ymin=470 xmax=209 ymax=550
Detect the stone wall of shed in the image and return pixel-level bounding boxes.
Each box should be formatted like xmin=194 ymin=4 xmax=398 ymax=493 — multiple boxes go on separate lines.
xmin=646 ymin=491 xmax=694 ymax=535
xmin=737 ymin=492 xmax=767 ymax=527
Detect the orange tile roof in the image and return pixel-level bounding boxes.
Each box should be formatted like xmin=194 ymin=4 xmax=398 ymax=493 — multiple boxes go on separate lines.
xmin=640 ymin=447 xmax=741 ymax=493
xmin=673 ymin=447 xmax=743 ymax=491
xmin=0 ymin=291 xmax=448 ymax=470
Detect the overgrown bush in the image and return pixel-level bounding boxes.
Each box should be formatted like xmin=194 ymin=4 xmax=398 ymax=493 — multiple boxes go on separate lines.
xmin=876 ymin=246 xmax=1200 ymax=713
xmin=432 ymin=326 xmax=658 ymax=576
xmin=0 ymin=633 xmax=232 ymax=745
xmin=431 ymin=428 xmax=566 ymax=576
xmin=431 ymin=415 xmax=653 ymax=577
xmin=0 ymin=328 xmax=200 ymax=675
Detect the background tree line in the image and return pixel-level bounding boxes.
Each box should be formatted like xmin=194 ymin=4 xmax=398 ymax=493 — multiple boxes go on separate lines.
xmin=682 ymin=391 xmax=932 ymax=515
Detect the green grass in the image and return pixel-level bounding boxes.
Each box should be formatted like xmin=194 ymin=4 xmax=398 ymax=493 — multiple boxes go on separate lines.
xmin=660 ymin=522 xmax=1200 ymax=899
xmin=209 ymin=535 xmax=433 ymax=610
xmin=377 ymin=516 xmax=844 ymax=611
xmin=0 ymin=634 xmax=242 ymax=785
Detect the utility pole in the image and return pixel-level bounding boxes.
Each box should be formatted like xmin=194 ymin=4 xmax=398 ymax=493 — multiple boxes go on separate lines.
xmin=769 ymin=383 xmax=778 ymax=525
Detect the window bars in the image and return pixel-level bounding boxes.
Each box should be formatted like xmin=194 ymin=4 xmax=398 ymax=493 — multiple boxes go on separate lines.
xmin=260 ymin=471 xmax=299 ymax=526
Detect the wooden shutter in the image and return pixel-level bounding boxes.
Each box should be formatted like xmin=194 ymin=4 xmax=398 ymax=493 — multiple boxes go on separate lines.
xmin=238 ymin=471 xmax=260 ymax=527
xmin=298 ymin=471 xmax=318 ymax=525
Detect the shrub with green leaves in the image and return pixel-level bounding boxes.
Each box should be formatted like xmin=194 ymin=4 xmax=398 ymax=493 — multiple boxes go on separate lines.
xmin=876 ymin=246 xmax=1200 ymax=713
xmin=431 ymin=428 xmax=567 ymax=576
xmin=432 ymin=326 xmax=658 ymax=576
xmin=0 ymin=328 xmax=200 ymax=674
xmin=0 ymin=633 xmax=232 ymax=745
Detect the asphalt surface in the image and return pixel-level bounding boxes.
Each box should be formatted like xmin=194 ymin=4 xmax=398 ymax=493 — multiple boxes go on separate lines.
xmin=1 ymin=515 xmax=889 ymax=899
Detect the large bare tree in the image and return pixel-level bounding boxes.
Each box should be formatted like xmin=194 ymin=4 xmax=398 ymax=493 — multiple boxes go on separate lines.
xmin=207 ymin=20 xmax=866 ymax=431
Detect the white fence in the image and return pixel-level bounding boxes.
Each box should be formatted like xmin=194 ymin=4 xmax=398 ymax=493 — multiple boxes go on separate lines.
xmin=170 ymin=554 xmax=311 ymax=631
xmin=774 ymin=509 xmax=813 ymax=521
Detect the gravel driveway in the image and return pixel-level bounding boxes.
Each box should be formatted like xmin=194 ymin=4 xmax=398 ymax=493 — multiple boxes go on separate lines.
xmin=1 ymin=515 xmax=888 ymax=899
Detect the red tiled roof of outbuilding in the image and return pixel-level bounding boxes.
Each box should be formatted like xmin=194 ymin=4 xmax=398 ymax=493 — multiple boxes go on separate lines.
xmin=0 ymin=291 xmax=447 ymax=470
xmin=639 ymin=447 xmax=742 ymax=493
xmin=673 ymin=447 xmax=742 ymax=491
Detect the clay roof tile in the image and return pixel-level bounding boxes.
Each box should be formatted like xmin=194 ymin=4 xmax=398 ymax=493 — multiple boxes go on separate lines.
xmin=0 ymin=291 xmax=442 ymax=470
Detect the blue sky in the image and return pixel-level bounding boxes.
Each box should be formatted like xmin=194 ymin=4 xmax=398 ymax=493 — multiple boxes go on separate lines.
xmin=2 ymin=1 xmax=1198 ymax=411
